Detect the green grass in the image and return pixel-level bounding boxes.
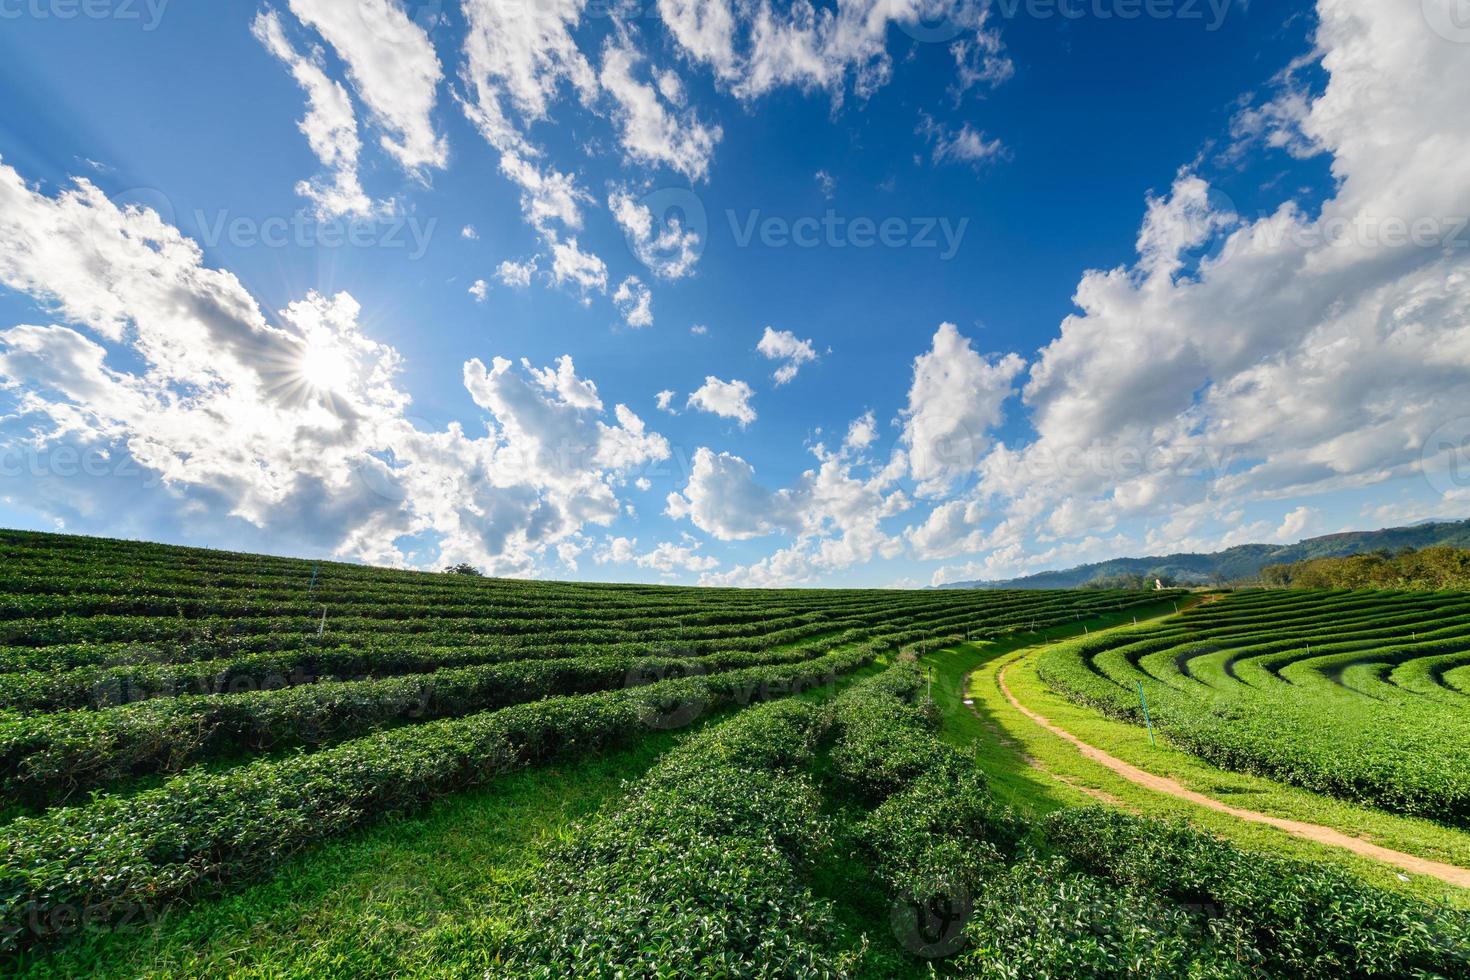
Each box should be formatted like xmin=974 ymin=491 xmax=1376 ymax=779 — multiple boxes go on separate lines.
xmin=917 ymin=605 xmax=1470 ymax=911
xmin=10 ymin=730 xmax=689 ymax=979
xmin=1034 ymin=589 xmax=1470 ymax=823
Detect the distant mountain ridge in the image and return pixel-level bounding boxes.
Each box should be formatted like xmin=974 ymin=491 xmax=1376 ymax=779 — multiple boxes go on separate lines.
xmin=937 ymin=518 xmax=1470 ymax=590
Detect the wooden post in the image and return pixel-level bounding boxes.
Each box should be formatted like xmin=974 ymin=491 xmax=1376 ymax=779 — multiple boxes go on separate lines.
xmin=1138 ymin=681 xmax=1156 ymax=746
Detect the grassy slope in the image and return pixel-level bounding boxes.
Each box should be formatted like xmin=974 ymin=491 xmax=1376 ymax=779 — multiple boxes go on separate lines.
xmin=918 ymin=601 xmax=1470 ymax=910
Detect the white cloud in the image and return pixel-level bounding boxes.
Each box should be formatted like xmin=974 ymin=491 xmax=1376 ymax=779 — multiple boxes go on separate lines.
xmin=675 ymin=443 xmax=909 ymax=586
xmin=497 ymin=153 xmax=592 ymax=236
xmin=690 ymin=323 xmax=709 ymax=335
xmin=285 ymin=0 xmax=447 ymax=173
xmin=460 ymin=0 xmax=596 ymax=141
xmin=556 ymin=539 xmax=585 ymax=571
xmin=665 ymin=448 xmax=801 ymax=540
xmin=0 ymin=160 xmax=667 ymax=575
xmin=950 ymin=27 xmax=1014 ymax=98
xmin=733 ymin=0 xmax=1003 ymax=102
xmin=599 ymin=36 xmax=722 ymax=181
xmin=687 ymin=376 xmax=756 ymax=426
xmin=1275 ymin=505 xmax=1319 ymax=543
xmin=655 ymin=389 xmax=678 ymax=414
xmin=549 ymin=237 xmax=609 ymax=293
xmin=612 ymin=275 xmax=654 ymax=328
xmin=918 ymin=113 xmax=1005 ymax=167
xmin=252 ymin=10 xmax=375 ymax=219
xmin=814 ymin=169 xmax=835 ymax=198
xmin=609 ymin=189 xmax=702 ymax=279
xmin=928 ymin=1 xmax=1470 ymax=575
xmin=461 ymin=224 xmax=479 ymax=240
xmin=756 ymin=326 xmax=818 ymax=385
xmin=901 ymin=322 xmax=1025 ymax=497
xmin=597 ymin=534 xmax=719 ymax=573
xmin=468 ymin=279 xmax=489 ymax=302
xmin=843 ymin=410 xmax=878 ymax=453
xmin=495 ymin=256 xmax=537 ymax=288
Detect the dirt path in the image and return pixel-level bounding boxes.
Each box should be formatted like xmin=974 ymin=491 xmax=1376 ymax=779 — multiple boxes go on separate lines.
xmin=993 ymin=657 xmax=1470 ymax=889
xmin=960 ymin=669 xmax=1128 ymax=809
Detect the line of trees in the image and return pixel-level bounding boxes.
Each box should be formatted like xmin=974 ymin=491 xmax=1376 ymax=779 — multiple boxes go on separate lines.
xmin=1260 ymin=546 xmax=1470 ymax=590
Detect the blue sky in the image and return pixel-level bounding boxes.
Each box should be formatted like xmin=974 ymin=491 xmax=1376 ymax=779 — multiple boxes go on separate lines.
xmin=0 ymin=0 xmax=1467 ymax=586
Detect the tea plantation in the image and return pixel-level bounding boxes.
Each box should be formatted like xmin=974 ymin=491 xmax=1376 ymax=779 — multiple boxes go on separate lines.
xmin=1 ymin=531 xmax=1467 ymax=977
xmin=1039 ymin=589 xmax=1470 ymax=823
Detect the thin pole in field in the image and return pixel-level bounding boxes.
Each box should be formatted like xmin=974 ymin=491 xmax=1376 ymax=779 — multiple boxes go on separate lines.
xmin=1138 ymin=681 xmax=1156 ymax=746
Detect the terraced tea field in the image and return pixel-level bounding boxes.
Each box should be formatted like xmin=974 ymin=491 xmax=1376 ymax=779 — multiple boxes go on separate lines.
xmin=1039 ymin=589 xmax=1470 ymax=823
xmin=2 ymin=531 xmax=1468 ymax=977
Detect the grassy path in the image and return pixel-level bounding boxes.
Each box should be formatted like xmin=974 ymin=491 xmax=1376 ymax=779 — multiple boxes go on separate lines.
xmin=995 ymin=657 xmax=1470 ymax=888
xmin=919 ymin=602 xmax=1470 ymax=909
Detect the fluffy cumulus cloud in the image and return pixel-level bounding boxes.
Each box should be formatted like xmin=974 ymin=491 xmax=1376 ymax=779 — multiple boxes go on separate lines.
xmin=756 ymin=326 xmax=818 ymax=384
xmin=910 ymin=0 xmax=1470 ymax=578
xmin=496 ymin=256 xmax=537 ymax=288
xmin=550 ymin=237 xmax=609 ymax=293
xmin=901 ymin=322 xmax=1025 ymax=498
xmin=687 ymin=376 xmax=756 ymax=426
xmin=667 ymin=434 xmax=911 ymax=586
xmin=0 ymin=161 xmax=666 ymax=574
xmin=666 ymin=448 xmax=802 ymax=540
xmin=844 ymin=410 xmax=878 ymax=452
xmin=597 ymin=534 xmax=719 ymax=573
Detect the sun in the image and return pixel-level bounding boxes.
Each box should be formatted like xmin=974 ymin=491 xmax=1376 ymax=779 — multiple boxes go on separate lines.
xmin=296 ymin=339 xmax=356 ymax=394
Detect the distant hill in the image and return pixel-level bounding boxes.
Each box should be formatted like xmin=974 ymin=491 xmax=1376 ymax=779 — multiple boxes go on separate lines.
xmin=937 ymin=518 xmax=1470 ymax=590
